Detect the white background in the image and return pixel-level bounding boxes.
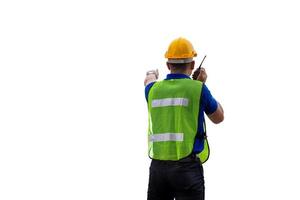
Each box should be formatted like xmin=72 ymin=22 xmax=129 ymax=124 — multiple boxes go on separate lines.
xmin=1 ymin=0 xmax=300 ymax=199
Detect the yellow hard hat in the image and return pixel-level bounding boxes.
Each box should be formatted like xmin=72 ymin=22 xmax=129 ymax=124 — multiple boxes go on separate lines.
xmin=165 ymin=37 xmax=197 ymax=63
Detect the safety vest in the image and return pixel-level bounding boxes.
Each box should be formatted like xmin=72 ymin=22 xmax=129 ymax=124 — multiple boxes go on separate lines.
xmin=147 ymin=78 xmax=210 ymax=162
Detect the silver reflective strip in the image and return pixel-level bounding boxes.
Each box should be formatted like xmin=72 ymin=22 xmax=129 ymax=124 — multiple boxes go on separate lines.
xmin=167 ymin=58 xmax=193 ymax=64
xmin=149 ymin=133 xmax=184 ymax=142
xmin=152 ymin=98 xmax=188 ymax=107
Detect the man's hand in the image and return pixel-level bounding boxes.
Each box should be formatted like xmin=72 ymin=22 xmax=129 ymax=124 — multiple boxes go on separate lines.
xmin=196 ymin=68 xmax=207 ymax=83
xmin=144 ymin=69 xmax=159 ymax=86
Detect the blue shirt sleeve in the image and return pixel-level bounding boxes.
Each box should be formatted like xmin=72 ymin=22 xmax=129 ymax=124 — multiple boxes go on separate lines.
xmin=145 ymin=82 xmax=156 ymax=101
xmin=200 ymin=84 xmax=218 ymax=115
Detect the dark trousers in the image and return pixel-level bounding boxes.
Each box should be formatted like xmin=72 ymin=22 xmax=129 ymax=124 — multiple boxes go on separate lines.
xmin=147 ymin=155 xmax=205 ymax=200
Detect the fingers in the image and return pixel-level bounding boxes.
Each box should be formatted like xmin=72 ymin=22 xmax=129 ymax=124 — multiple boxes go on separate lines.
xmin=200 ymin=68 xmax=207 ymax=77
xmin=146 ymin=69 xmax=159 ymax=79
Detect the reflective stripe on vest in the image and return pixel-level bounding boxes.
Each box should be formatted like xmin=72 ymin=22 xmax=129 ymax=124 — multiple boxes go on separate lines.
xmin=152 ymin=98 xmax=189 ymax=107
xmin=149 ymin=133 xmax=184 ymax=142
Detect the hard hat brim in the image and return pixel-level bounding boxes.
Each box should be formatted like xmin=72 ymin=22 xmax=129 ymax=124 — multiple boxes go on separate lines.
xmin=167 ymin=58 xmax=194 ymax=64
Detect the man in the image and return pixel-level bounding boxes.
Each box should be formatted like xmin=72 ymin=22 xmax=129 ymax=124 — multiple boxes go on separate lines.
xmin=145 ymin=37 xmax=224 ymax=200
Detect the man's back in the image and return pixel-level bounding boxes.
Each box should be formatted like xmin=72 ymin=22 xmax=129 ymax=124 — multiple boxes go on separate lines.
xmin=147 ymin=79 xmax=203 ymax=161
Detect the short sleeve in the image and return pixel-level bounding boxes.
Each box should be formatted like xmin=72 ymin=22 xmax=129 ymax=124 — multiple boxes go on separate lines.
xmin=145 ymin=82 xmax=156 ymax=102
xmin=201 ymin=84 xmax=218 ymax=115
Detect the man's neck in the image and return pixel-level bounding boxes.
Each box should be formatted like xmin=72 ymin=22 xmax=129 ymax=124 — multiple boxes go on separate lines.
xmin=170 ymin=71 xmax=190 ymax=76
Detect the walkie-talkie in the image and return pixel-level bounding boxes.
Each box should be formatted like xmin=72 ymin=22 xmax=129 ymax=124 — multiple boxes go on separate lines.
xmin=192 ymin=55 xmax=207 ymax=80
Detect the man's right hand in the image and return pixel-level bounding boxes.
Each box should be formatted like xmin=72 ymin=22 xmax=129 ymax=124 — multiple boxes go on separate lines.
xmin=196 ymin=68 xmax=207 ymax=83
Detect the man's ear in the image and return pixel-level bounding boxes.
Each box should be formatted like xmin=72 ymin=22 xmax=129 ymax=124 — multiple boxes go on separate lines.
xmin=167 ymin=62 xmax=171 ymax=70
xmin=190 ymin=61 xmax=195 ymax=70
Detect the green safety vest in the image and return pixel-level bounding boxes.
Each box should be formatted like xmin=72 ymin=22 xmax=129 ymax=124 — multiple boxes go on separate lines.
xmin=147 ymin=78 xmax=210 ymax=163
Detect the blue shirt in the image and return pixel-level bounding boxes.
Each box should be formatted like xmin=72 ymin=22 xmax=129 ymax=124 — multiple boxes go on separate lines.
xmin=145 ymin=73 xmax=218 ymax=153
